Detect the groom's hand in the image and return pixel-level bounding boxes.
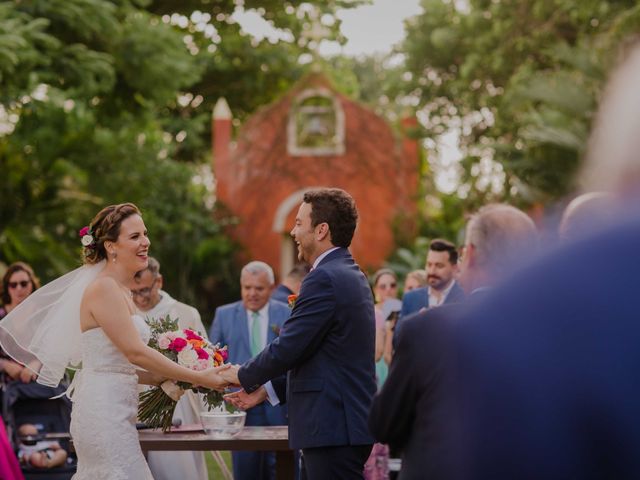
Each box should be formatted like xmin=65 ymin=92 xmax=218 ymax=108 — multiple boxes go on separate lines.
xmin=200 ymin=364 xmax=232 ymax=391
xmin=220 ymin=364 xmax=241 ymax=386
xmin=224 ymin=386 xmax=267 ymax=410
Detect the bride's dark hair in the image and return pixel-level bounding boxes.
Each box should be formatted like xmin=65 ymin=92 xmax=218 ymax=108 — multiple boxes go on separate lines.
xmin=83 ymin=203 xmax=142 ymax=264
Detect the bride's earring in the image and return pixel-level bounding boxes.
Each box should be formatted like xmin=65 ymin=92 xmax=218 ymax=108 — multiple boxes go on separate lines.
xmin=112 ymin=251 xmax=117 ymax=263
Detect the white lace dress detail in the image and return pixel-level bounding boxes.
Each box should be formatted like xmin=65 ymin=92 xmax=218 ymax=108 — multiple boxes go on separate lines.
xmin=70 ymin=314 xmax=153 ymax=480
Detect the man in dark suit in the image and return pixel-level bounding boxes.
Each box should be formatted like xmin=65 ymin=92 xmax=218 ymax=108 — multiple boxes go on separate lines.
xmin=209 ymin=261 xmax=290 ymax=480
xmin=224 ymin=188 xmax=376 ymax=479
xmin=369 ymin=204 xmax=538 ymax=479
xmin=442 ymin=213 xmax=640 ymax=479
xmin=393 ymin=239 xmax=464 ymax=348
xmin=438 ymin=45 xmax=640 ymax=478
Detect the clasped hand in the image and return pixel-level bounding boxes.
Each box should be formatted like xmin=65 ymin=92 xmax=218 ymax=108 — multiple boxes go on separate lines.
xmin=197 ymin=364 xmax=241 ymax=391
xmin=201 ymin=364 xmax=267 ymax=410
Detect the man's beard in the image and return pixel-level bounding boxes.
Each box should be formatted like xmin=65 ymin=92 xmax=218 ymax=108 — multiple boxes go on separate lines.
xmin=427 ymin=275 xmax=449 ymax=291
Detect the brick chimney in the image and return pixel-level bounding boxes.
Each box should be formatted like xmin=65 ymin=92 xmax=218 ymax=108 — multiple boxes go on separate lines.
xmin=212 ymin=97 xmax=232 ymax=204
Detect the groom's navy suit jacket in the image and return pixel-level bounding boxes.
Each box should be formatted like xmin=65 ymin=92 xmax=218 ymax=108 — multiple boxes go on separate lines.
xmin=238 ymin=247 xmax=377 ymax=450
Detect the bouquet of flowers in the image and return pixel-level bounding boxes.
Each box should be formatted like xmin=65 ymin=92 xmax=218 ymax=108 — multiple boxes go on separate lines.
xmin=138 ymin=315 xmax=229 ymax=432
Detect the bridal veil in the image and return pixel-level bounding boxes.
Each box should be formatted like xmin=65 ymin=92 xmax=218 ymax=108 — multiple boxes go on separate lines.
xmin=0 ymin=261 xmax=105 ymax=387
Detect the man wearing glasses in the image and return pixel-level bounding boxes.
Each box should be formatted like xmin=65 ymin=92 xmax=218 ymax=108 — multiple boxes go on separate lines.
xmin=131 ymin=257 xmax=209 ymax=480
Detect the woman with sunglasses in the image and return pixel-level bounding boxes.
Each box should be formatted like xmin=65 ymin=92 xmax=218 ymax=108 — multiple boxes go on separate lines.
xmin=0 ymin=262 xmax=40 ymax=382
xmin=0 ymin=262 xmax=39 ymax=320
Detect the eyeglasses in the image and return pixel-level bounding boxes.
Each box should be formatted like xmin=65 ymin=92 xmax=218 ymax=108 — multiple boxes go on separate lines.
xmin=8 ymin=281 xmax=30 ymax=289
xmin=378 ymin=282 xmax=397 ymax=290
xmin=132 ymin=278 xmax=158 ymax=298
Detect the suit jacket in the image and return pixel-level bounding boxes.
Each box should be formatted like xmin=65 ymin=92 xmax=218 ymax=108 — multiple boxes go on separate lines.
xmin=394 ymin=282 xmax=464 ymax=349
xmin=370 ymin=292 xmax=490 ymax=479
xmin=238 ymin=247 xmax=377 ymax=449
xmin=399 ymin=282 xmax=465 ymax=318
xmin=209 ymin=299 xmax=289 ymax=426
xmin=442 ymin=215 xmax=640 ymax=479
xmin=271 ymin=284 xmax=293 ymax=304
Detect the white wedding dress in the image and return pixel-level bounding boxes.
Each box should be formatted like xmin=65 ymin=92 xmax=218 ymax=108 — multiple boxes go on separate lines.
xmin=70 ymin=314 xmax=153 ymax=479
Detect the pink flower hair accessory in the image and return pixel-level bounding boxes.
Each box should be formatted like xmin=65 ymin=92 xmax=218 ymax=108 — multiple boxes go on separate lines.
xmin=78 ymin=225 xmax=96 ymax=248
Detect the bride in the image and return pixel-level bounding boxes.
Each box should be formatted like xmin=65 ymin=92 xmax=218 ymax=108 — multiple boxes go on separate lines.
xmin=0 ymin=203 xmax=230 ymax=479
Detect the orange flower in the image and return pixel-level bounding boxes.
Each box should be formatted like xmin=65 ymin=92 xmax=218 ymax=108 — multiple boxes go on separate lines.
xmin=287 ymin=294 xmax=298 ymax=309
xmin=188 ymin=338 xmax=205 ymax=349
xmin=213 ymin=351 xmax=223 ymax=366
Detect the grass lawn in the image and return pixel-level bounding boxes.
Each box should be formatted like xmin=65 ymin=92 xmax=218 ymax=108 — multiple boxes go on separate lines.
xmin=205 ymin=450 xmax=233 ymax=479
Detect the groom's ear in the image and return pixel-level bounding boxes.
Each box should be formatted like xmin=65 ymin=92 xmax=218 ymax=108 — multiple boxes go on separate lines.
xmin=315 ymin=222 xmax=330 ymax=242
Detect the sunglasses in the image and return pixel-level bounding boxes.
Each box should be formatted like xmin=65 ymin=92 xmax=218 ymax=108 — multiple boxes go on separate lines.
xmin=8 ymin=280 xmax=30 ymax=289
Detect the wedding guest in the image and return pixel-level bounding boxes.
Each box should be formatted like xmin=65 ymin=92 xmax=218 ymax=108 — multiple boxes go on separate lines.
xmin=439 ymin=42 xmax=640 ymax=480
xmin=209 ymin=261 xmax=290 ymax=480
xmin=17 ymin=424 xmax=67 ymax=469
xmin=371 ymin=268 xmax=398 ymax=380
xmin=402 ymin=269 xmax=427 ymax=293
xmin=365 ymin=268 xmax=399 ymax=480
xmin=0 ymin=262 xmax=39 ymax=318
xmin=131 ymin=257 xmax=208 ymax=480
xmin=369 ymin=204 xmax=538 ymax=479
xmin=0 ymin=262 xmax=40 ymax=383
xmin=271 ymin=264 xmax=310 ymax=304
xmin=558 ymin=191 xmax=616 ymax=242
xmin=393 ymin=239 xmax=464 ymax=350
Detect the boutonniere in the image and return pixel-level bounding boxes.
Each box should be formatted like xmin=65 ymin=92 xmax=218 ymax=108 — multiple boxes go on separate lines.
xmin=287 ymin=294 xmax=298 ymax=309
xmin=270 ymin=324 xmax=281 ymax=336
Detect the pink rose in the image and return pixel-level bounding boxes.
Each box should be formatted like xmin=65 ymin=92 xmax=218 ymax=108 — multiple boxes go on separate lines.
xmin=184 ymin=329 xmax=202 ymax=341
xmin=219 ymin=347 xmax=229 ymax=362
xmin=169 ymin=337 xmax=187 ymax=352
xmin=195 ymin=347 xmax=209 ymax=360
xmin=79 ymin=226 xmax=90 ymax=237
xmin=158 ymin=334 xmax=171 ymax=350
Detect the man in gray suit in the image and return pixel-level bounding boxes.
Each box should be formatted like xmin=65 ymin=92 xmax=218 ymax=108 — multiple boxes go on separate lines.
xmin=209 ymin=261 xmax=290 ymax=480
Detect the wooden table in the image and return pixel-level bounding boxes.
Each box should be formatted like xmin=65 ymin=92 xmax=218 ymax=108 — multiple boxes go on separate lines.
xmin=139 ymin=425 xmax=294 ymax=480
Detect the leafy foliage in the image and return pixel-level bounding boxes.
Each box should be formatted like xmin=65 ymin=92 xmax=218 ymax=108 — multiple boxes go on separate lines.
xmin=0 ymin=0 xmax=366 ymax=317
xmin=398 ymin=0 xmax=640 ymax=204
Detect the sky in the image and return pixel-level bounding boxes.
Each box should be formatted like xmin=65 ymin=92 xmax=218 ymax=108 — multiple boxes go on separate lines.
xmin=232 ymin=0 xmax=423 ymax=57
xmin=321 ymin=0 xmax=423 ymax=56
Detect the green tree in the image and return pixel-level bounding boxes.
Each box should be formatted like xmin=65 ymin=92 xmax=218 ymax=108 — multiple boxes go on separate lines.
xmin=0 ymin=0 xmax=368 ymax=314
xmin=399 ymin=0 xmax=640 ymax=204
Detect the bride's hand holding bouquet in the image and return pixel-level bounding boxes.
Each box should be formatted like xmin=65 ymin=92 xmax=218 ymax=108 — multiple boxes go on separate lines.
xmin=138 ymin=315 xmax=232 ymax=431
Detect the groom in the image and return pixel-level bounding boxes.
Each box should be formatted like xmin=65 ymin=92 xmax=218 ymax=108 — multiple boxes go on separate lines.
xmin=224 ymin=188 xmax=376 ymax=479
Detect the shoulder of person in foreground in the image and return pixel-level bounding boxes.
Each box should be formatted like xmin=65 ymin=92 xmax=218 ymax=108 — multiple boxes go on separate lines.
xmin=369 ymin=307 xmax=450 ymax=444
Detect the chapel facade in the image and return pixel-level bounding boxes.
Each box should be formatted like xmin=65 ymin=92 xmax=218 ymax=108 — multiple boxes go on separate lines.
xmin=212 ymin=72 xmax=420 ymax=277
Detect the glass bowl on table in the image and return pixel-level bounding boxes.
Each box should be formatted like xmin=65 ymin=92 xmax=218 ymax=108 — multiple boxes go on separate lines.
xmin=200 ymin=411 xmax=246 ymax=439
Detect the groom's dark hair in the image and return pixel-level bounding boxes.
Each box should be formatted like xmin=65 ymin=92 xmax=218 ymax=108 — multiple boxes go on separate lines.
xmin=303 ymin=188 xmax=358 ymax=248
